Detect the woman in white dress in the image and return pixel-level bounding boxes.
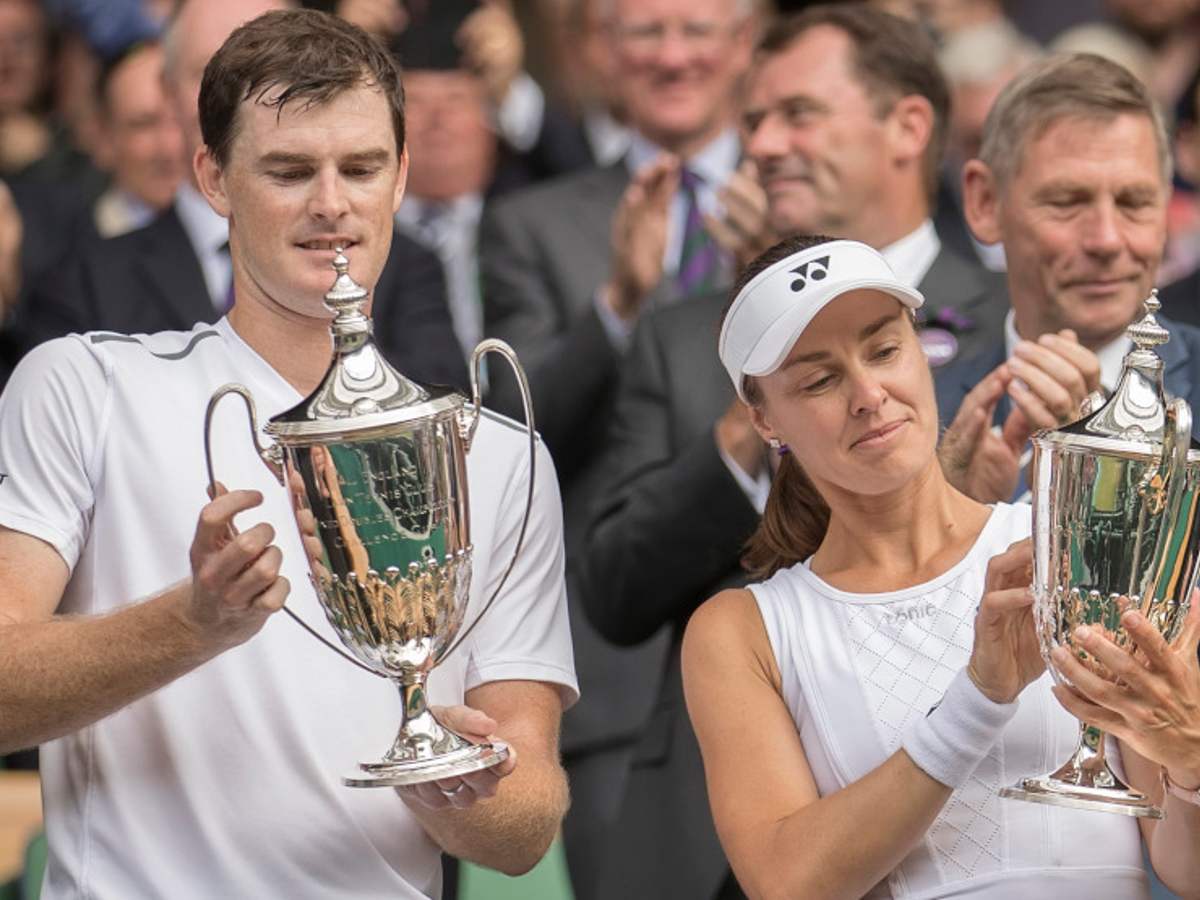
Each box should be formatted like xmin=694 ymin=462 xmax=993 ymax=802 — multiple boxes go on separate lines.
xmin=682 ymin=235 xmax=1200 ymax=900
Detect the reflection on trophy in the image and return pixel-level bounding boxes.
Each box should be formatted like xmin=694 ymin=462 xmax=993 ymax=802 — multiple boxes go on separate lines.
xmin=203 ymin=251 xmax=536 ymax=787
xmin=1000 ymin=292 xmax=1200 ymax=817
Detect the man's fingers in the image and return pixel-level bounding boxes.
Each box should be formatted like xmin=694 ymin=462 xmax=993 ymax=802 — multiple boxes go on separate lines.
xmin=1040 ymin=331 xmax=1102 ymax=394
xmin=430 ymin=704 xmax=499 ymax=741
xmin=1006 ymin=356 xmax=1077 ymax=423
xmin=225 ymin=544 xmax=284 ymax=608
xmin=702 ymin=213 xmax=745 ymax=255
xmin=253 ymin=575 xmax=290 ymax=613
xmin=1000 ymin=405 xmax=1036 ymax=454
xmin=1006 ymin=379 xmax=1059 ymax=431
xmin=717 ymin=173 xmax=767 ymax=224
xmin=1012 ymin=340 xmax=1089 ymax=406
xmin=194 ymin=490 xmax=264 ymax=548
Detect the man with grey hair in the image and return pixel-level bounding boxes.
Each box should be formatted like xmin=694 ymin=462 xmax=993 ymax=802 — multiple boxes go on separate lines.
xmin=936 ymin=52 xmax=1200 ymax=502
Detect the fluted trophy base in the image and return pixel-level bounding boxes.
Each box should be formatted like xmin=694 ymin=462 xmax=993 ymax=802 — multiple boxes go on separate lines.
xmin=344 ymin=740 xmax=509 ymax=788
xmin=1001 ymin=746 xmax=1163 ymax=818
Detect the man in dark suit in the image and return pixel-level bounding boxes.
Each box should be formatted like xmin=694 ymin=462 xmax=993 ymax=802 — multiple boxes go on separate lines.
xmin=480 ymin=1 xmax=757 ymax=896
xmin=580 ymin=7 xmax=1000 ymax=899
xmin=935 ymin=53 xmax=1200 ymax=504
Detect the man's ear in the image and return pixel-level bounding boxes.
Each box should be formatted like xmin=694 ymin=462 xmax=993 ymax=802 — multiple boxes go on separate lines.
xmin=961 ymin=158 xmax=1003 ymax=245
xmin=886 ymin=94 xmax=934 ymax=172
xmin=393 ymin=147 xmax=409 ymax=214
xmin=194 ymin=145 xmax=231 ymax=219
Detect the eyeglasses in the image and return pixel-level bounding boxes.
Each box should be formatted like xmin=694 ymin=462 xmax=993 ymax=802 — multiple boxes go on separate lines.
xmin=614 ymin=19 xmax=736 ymax=55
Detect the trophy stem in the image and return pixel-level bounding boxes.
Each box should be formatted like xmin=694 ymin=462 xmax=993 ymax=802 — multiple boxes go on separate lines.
xmin=342 ymin=671 xmax=509 ymax=788
xmin=1000 ymin=722 xmax=1163 ymax=818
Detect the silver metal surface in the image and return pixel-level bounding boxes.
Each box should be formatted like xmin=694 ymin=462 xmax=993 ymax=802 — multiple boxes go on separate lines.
xmin=1000 ymin=292 xmax=1200 ymax=817
xmin=203 ymin=251 xmax=537 ymax=787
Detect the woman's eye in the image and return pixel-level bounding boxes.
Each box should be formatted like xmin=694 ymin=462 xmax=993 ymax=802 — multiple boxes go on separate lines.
xmin=803 ymin=374 xmax=835 ymax=393
xmin=873 ymin=345 xmax=900 ymax=361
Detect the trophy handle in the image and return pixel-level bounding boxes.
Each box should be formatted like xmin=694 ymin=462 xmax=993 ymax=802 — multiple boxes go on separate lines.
xmin=1142 ymin=397 xmax=1192 ymax=603
xmin=440 ymin=339 xmax=538 ymax=663
xmin=204 ymin=384 xmax=285 ymax=488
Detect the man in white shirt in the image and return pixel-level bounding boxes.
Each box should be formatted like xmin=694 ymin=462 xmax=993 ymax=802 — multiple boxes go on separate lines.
xmin=0 ymin=10 xmax=576 ymax=898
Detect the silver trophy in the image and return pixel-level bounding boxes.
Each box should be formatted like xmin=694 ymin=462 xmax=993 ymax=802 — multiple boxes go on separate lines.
xmin=1000 ymin=292 xmax=1200 ymax=817
xmin=203 ymin=251 xmax=535 ymax=787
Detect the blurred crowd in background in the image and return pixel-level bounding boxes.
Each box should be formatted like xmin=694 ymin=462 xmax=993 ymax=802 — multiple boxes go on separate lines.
xmin=4 ymin=0 xmax=1200 ymax=898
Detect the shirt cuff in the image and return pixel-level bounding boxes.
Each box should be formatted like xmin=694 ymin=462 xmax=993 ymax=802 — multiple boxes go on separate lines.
xmin=717 ymin=442 xmax=771 ymax=514
xmin=593 ymin=286 xmax=636 ymax=353
xmin=495 ymin=72 xmax=545 ymax=153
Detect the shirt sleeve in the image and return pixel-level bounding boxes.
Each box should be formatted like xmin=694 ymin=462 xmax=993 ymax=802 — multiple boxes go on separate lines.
xmin=0 ymin=336 xmax=110 ymax=571
xmin=462 ymin=431 xmax=579 ymax=708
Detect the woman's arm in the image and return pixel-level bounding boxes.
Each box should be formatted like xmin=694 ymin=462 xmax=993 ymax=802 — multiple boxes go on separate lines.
xmin=684 ymin=589 xmax=950 ymax=900
xmin=1051 ymin=603 xmax=1200 ymax=899
xmin=684 ymin=542 xmax=1041 ymax=900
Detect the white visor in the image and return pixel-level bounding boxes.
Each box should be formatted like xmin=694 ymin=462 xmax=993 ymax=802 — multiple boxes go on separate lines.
xmin=718 ymin=240 xmax=925 ymax=401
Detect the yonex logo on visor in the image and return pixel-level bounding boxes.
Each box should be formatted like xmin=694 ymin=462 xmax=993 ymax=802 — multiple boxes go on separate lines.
xmin=718 ymin=240 xmax=925 ymax=403
xmin=789 ymin=256 xmax=830 ymax=292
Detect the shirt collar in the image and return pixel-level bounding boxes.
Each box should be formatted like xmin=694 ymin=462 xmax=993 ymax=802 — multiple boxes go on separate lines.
xmin=174 ymin=182 xmax=229 ymax=258
xmin=878 ymin=219 xmax=940 ymax=288
xmin=1004 ymin=308 xmax=1132 ymax=392
xmin=624 ymin=128 xmax=740 ymax=184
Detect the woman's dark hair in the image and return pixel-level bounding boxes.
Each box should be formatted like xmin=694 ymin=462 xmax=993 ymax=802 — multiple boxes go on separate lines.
xmin=720 ymin=235 xmax=837 ymax=580
xmin=198 ymin=9 xmax=406 ymax=169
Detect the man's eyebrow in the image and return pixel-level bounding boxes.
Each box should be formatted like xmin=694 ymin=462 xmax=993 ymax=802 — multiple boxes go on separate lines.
xmin=256 ymin=149 xmax=393 ymax=167
xmin=779 ymin=311 xmax=904 ymax=370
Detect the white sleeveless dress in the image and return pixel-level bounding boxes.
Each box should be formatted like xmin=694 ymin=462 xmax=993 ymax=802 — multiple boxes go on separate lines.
xmin=749 ymin=502 xmax=1150 ymax=899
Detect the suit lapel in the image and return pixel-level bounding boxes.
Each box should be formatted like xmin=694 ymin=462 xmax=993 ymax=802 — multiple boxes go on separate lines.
xmin=137 ymin=209 xmax=219 ymax=328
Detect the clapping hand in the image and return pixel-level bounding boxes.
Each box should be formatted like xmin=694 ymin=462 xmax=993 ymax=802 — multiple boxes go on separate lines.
xmin=605 ymin=154 xmax=679 ymax=321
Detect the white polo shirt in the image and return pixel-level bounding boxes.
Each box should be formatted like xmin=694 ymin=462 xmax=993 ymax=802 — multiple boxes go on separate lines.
xmin=0 ymin=318 xmax=578 ymax=899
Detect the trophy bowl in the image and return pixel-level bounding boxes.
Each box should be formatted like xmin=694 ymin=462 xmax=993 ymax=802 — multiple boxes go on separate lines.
xmin=204 ymin=252 xmax=535 ymax=787
xmin=1000 ymin=294 xmax=1200 ymax=817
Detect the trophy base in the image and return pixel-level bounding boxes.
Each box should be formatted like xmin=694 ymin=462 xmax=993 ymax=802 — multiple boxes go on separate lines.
xmin=343 ymin=740 xmax=509 ymax=788
xmin=1000 ymin=776 xmax=1164 ymax=819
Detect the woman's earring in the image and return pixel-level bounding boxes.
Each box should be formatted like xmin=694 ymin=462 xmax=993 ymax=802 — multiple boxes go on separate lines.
xmin=768 ymin=437 xmax=789 ymax=456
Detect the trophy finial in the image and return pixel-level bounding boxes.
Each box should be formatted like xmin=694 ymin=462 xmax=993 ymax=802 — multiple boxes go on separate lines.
xmin=1127 ymin=288 xmax=1170 ymax=352
xmin=324 ymin=246 xmax=369 ymax=320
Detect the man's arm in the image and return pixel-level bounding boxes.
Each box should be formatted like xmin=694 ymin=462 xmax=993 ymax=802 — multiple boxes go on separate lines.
xmin=401 ymin=680 xmax=568 ymax=876
xmin=0 ymin=490 xmax=288 ymax=755
xmin=580 ymin=313 xmax=760 ymax=646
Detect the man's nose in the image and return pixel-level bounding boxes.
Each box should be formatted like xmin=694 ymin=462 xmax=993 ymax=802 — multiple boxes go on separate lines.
xmin=309 ymin=170 xmax=349 ymax=220
xmin=1079 ymin=200 xmax=1123 ymax=258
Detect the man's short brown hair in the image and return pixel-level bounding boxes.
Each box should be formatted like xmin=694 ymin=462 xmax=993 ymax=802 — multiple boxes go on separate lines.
xmin=756 ymin=3 xmax=950 ymax=201
xmin=979 ymin=52 xmax=1171 ymax=188
xmin=199 ymin=8 xmax=405 ymax=168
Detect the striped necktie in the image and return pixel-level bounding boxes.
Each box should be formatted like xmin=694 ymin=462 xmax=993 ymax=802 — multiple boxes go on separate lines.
xmin=675 ymin=167 xmax=720 ymax=298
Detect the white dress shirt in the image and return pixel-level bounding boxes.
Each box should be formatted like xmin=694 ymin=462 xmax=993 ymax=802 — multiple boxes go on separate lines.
xmin=92 ymin=187 xmax=156 ymax=239
xmin=173 ymin=182 xmax=231 ymax=311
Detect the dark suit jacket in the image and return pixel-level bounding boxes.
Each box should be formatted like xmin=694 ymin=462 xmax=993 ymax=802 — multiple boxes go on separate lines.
xmin=16 ymin=206 xmax=468 ymax=392
xmin=935 ymin=307 xmax=1200 ymax=437
xmin=480 ymin=162 xmax=678 ymax=763
xmin=579 ymin=243 xmax=1002 ymax=900
xmin=1158 ymin=267 xmax=1200 ymax=329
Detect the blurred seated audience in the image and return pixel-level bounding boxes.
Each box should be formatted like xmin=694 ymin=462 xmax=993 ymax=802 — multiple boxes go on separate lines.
xmin=90 ymin=41 xmax=185 ymax=239
xmin=481 ymin=0 xmax=758 ymax=896
xmin=580 ymin=7 xmax=1002 ymax=898
xmin=937 ymin=16 xmax=1041 ymax=271
xmin=938 ymin=53 xmax=1200 ymax=508
xmin=13 ymin=0 xmax=468 ymax=394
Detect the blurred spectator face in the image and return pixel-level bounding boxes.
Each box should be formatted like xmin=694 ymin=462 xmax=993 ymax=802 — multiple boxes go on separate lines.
xmin=609 ymin=0 xmax=752 ymax=153
xmin=404 ymin=69 xmax=495 ymax=201
xmin=1108 ymin=0 xmax=1200 ymax=41
xmin=164 ymin=0 xmax=288 ymax=166
xmin=96 ymin=45 xmax=185 ymax=210
xmin=0 ymin=0 xmax=48 ymax=115
xmin=975 ymin=113 xmax=1167 ymax=346
xmin=566 ymin=0 xmax=620 ymax=113
xmin=743 ymin=26 xmax=898 ymax=238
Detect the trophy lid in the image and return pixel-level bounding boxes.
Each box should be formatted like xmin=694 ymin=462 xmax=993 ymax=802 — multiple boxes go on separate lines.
xmin=1046 ymin=290 xmax=1197 ymax=454
xmin=265 ymin=250 xmax=462 ymax=442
